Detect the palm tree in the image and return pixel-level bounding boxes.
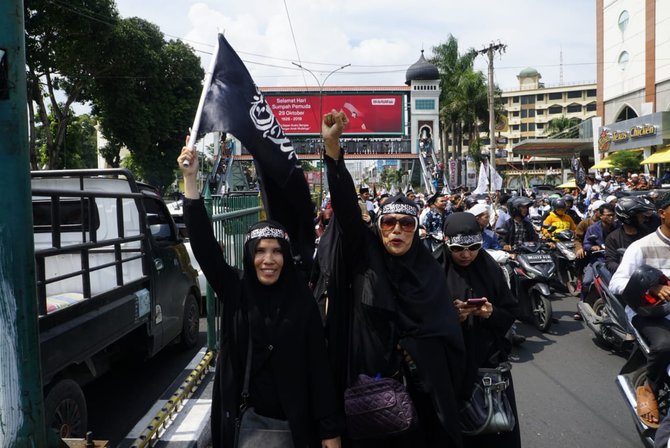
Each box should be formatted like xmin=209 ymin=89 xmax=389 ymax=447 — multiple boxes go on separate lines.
xmin=545 ymin=116 xmax=582 ymax=138
xmin=431 ymin=36 xmax=492 ymax=184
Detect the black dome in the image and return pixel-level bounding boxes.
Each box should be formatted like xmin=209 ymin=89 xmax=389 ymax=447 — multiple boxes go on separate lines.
xmin=405 ymin=50 xmax=440 ymax=85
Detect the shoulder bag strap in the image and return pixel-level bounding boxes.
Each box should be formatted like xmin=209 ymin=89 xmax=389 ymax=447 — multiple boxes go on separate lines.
xmin=241 ymin=309 xmax=253 ymax=410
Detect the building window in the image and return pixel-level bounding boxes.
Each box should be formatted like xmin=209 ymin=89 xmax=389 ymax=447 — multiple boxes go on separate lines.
xmin=548 ymin=92 xmax=562 ymax=100
xmin=529 ymin=123 xmax=536 ymax=132
xmin=512 ymin=124 xmax=519 ymax=131
xmin=521 ymin=95 xmax=535 ymax=105
xmin=521 ymin=123 xmax=528 ymax=132
xmin=587 ymin=89 xmax=596 ymax=97
xmin=536 ymin=94 xmax=544 ymax=101
xmin=512 ymin=111 xmax=519 ymax=117
xmin=512 ymin=96 xmax=519 ymax=103
xmin=512 ymin=138 xmax=519 ymax=144
xmin=521 ymin=109 xmax=527 ymax=118
xmin=567 ymin=104 xmax=582 ymax=113
xmin=618 ymin=10 xmax=630 ymax=32
xmin=567 ymin=90 xmax=582 ymax=99
xmin=528 ymin=109 xmax=535 ymax=118
xmin=536 ymin=109 xmax=544 ymax=116
xmin=616 ymin=105 xmax=638 ymax=122
xmin=548 ymin=105 xmax=563 ymax=114
xmin=586 ymin=102 xmax=597 ymax=112
xmin=415 ymin=99 xmax=435 ymax=110
xmin=537 ymin=123 xmax=544 ymax=129
xmin=618 ymin=51 xmax=630 ymax=70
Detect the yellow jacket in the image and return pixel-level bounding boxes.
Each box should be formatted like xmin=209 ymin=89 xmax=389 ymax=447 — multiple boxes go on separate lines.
xmin=542 ymin=211 xmax=576 ymax=238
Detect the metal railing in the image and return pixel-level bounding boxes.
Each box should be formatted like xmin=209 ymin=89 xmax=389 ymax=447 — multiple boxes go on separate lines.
xmin=203 ymin=191 xmax=261 ymax=351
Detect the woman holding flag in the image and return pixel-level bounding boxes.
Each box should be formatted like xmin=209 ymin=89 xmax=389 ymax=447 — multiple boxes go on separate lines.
xmin=178 ymin=146 xmax=343 ymax=448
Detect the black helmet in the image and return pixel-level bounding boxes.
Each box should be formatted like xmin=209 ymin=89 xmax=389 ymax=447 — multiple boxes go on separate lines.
xmin=509 ymin=196 xmax=533 ymax=217
xmin=552 ymin=198 xmax=567 ymax=210
xmin=464 ymin=195 xmax=478 ymax=209
xmin=615 ymin=196 xmax=655 ymax=226
xmin=562 ymin=194 xmax=574 ymax=205
xmin=622 ymin=265 xmax=670 ymax=316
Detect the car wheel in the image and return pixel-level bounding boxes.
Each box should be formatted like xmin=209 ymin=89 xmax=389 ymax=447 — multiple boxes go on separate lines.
xmin=44 ymin=379 xmax=88 ymax=439
xmin=181 ymin=293 xmax=200 ymax=349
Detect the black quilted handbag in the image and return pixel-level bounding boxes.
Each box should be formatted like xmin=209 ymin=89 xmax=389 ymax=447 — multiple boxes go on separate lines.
xmin=344 ymin=374 xmax=418 ymax=439
xmin=459 ymin=363 xmax=516 ymax=436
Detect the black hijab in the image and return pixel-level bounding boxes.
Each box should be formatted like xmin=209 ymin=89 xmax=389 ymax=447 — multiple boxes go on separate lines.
xmin=443 ymin=212 xmax=517 ymax=368
xmin=376 ymin=195 xmax=462 ymax=345
xmin=241 ymin=220 xmax=312 ymax=328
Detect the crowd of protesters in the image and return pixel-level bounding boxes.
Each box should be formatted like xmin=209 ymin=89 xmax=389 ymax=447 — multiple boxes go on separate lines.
xmin=179 ymin=109 xmax=670 ymax=447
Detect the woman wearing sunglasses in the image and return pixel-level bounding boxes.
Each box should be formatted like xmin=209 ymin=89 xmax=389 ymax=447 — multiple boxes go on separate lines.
xmin=442 ymin=213 xmax=521 ymax=448
xmin=320 ymin=110 xmax=466 ymax=448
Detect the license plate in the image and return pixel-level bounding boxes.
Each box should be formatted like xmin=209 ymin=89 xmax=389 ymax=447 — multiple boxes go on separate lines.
xmin=525 ymin=254 xmax=552 ymax=263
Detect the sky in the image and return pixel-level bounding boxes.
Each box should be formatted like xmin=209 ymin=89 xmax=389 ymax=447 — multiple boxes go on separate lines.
xmin=114 ymin=0 xmax=597 ymax=92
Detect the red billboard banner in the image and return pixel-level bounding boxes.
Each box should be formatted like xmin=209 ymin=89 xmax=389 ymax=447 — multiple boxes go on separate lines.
xmin=265 ymin=94 xmax=404 ymax=135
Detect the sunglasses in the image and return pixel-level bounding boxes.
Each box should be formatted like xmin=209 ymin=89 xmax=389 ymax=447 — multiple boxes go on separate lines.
xmin=447 ymin=243 xmax=482 ymax=253
xmin=379 ymin=215 xmax=418 ymax=232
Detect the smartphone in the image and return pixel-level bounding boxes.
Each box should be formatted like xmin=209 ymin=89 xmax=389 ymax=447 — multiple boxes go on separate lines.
xmin=466 ymin=297 xmax=488 ymax=306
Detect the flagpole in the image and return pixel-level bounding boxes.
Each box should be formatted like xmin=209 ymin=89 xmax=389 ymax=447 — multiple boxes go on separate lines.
xmin=183 ymin=35 xmax=221 ymax=167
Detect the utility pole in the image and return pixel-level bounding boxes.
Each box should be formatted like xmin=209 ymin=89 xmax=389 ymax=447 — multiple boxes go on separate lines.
xmin=292 ymin=62 xmax=350 ymax=208
xmin=0 ymin=1 xmax=49 ymax=447
xmin=475 ymin=42 xmax=506 ymax=195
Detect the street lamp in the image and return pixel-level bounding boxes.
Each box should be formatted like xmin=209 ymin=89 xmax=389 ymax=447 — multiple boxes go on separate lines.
xmin=291 ymin=62 xmax=350 ymax=207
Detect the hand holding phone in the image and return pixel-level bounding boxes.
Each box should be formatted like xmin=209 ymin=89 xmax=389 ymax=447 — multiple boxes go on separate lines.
xmin=466 ymin=297 xmax=488 ymax=307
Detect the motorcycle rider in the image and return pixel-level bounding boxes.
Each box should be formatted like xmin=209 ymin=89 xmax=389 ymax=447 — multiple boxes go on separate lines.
xmin=579 ymin=203 xmax=618 ymax=313
xmin=563 ymin=194 xmax=583 ymax=225
xmin=583 ymin=203 xmax=618 ymax=253
xmin=605 ymin=196 xmax=655 ymax=273
xmin=542 ymin=198 xmax=577 ymax=239
xmin=500 ymin=196 xmax=538 ymax=251
xmin=610 ymin=192 xmax=670 ymax=429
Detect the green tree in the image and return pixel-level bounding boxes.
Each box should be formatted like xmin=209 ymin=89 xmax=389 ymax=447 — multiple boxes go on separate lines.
xmin=545 ymin=116 xmax=582 ymax=137
xmin=430 ymin=36 xmax=492 ymax=184
xmin=25 ymin=0 xmax=119 ymax=169
xmin=609 ymin=150 xmax=643 ymax=175
xmin=33 ymin=110 xmax=98 ymax=169
xmin=379 ymin=166 xmax=404 ymax=191
xmin=91 ymin=18 xmax=204 ymax=189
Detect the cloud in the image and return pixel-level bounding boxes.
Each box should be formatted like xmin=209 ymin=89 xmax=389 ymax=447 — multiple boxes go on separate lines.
xmin=116 ymin=0 xmax=596 ymax=90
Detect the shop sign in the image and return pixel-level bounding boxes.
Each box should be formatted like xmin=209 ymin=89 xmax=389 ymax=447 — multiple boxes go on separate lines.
xmin=598 ymin=112 xmax=669 ymax=152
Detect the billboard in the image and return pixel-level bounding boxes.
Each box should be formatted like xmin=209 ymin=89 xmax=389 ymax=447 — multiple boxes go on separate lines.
xmin=265 ymin=93 xmax=404 ymax=135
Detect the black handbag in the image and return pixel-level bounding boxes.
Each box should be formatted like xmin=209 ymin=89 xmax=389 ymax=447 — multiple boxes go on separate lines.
xmin=234 ymin=316 xmax=293 ymax=448
xmin=459 ymin=362 xmax=516 ymax=436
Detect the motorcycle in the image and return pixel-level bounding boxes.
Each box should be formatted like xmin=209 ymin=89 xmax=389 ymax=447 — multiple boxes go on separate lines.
xmin=504 ymin=237 xmax=558 ymax=332
xmin=615 ymin=265 xmax=670 ymax=447
xmin=616 ymin=325 xmax=668 ymax=447
xmin=552 ymin=229 xmax=579 ymax=295
xmin=577 ymin=258 xmax=636 ymax=351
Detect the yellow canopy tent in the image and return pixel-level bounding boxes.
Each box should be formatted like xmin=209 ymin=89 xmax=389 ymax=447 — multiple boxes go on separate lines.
xmin=591 ymin=157 xmax=614 ymax=169
xmin=641 ymin=147 xmax=670 ymax=165
xmin=557 ymin=180 xmax=577 ymax=189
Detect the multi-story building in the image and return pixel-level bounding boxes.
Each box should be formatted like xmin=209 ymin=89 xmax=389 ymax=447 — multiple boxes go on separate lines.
xmin=595 ymin=0 xmax=670 ymax=168
xmin=500 ymin=70 xmax=597 ymax=189
xmin=499 ymin=69 xmax=596 ymax=149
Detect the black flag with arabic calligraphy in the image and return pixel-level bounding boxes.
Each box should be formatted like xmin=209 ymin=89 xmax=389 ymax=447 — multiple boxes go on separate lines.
xmin=198 ymin=34 xmax=315 ymax=272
